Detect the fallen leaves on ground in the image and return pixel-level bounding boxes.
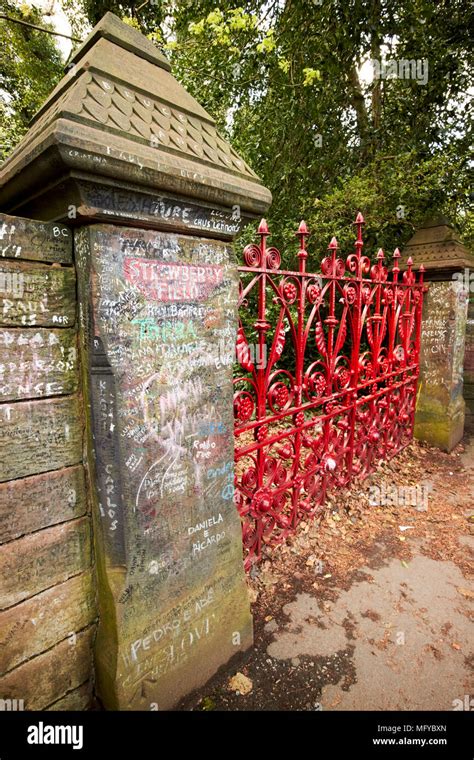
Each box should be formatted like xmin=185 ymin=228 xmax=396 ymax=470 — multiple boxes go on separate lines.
xmin=244 ymin=437 xmax=473 ymax=600
xmin=228 ymin=672 xmax=253 ymax=695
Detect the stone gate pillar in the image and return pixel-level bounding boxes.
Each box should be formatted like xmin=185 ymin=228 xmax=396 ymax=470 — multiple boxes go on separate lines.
xmin=401 ymin=217 xmax=474 ymax=451
xmin=0 ymin=13 xmax=271 ymax=709
xmin=464 ymin=287 xmax=474 ymax=430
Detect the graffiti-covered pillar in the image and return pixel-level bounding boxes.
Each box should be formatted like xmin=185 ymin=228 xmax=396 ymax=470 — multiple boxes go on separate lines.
xmin=0 ymin=13 xmax=271 ymax=709
xmin=401 ymin=217 xmax=474 ymax=452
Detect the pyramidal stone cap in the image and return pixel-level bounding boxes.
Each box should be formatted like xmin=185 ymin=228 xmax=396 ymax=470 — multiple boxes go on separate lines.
xmin=0 ymin=12 xmax=271 ymax=234
xmin=400 ymin=215 xmax=474 ymax=277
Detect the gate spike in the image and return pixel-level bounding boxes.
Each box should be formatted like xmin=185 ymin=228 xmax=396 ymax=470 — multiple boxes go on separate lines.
xmin=392 ymin=248 xmax=400 ymax=275
xmin=234 ymin=211 xmax=426 ymax=571
xmin=353 ymin=212 xmax=364 ymax=251
xmin=296 ymin=221 xmax=309 ymax=273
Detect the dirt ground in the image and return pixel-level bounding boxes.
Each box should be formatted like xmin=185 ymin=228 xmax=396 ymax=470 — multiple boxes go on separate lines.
xmin=183 ymin=424 xmax=474 ymax=711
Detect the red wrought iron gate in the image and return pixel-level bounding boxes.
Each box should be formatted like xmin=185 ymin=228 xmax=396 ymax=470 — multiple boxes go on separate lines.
xmin=233 ymin=213 xmax=426 ymax=570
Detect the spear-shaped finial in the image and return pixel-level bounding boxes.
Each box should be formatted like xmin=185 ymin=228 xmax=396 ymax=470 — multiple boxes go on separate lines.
xmin=257 ymin=219 xmax=269 ymax=268
xmin=392 ymin=247 xmax=401 ymax=278
xmin=353 ymin=211 xmax=365 ymax=253
xmin=296 ymin=220 xmax=309 ymax=273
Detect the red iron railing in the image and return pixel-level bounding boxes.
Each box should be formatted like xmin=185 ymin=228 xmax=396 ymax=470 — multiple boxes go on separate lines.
xmin=233 ymin=213 xmax=426 ymax=570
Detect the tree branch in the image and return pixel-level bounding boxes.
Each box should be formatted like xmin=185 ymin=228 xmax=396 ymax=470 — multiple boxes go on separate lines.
xmin=0 ymin=13 xmax=82 ymax=42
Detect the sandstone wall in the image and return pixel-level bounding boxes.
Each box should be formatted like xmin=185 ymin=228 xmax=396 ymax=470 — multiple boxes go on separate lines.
xmin=0 ymin=212 xmax=96 ymax=711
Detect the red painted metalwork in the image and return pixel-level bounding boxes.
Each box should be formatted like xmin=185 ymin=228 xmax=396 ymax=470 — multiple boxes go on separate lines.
xmin=233 ymin=213 xmax=426 ymax=570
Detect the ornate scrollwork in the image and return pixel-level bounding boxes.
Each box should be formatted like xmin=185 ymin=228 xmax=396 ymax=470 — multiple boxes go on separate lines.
xmin=234 ymin=215 xmax=426 ymax=568
xmin=266 ymin=246 xmax=281 ymax=270
xmin=243 ymin=243 xmax=261 ymax=267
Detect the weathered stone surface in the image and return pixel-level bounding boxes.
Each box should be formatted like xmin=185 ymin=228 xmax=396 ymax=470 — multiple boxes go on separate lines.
xmin=0 ymin=11 xmax=271 ymax=713
xmin=69 ymin=11 xmax=171 ymax=71
xmin=403 ymin=218 xmax=473 ymax=450
xmin=0 ymin=205 xmax=86 ymax=710
xmin=115 ymin=576 xmax=252 ymax=711
xmin=400 ymin=216 xmax=474 ymax=275
xmin=0 ymin=212 xmax=71 ymax=264
xmin=76 ymin=181 xmax=242 ymax=238
xmin=0 ymin=627 xmax=94 ymax=710
xmin=0 ymin=464 xmax=87 ymax=543
xmin=414 ymin=281 xmax=468 ymax=451
xmin=0 ymin=259 xmax=76 ymax=328
xmin=0 ymin=571 xmax=96 ymax=672
xmin=464 ymin=293 xmax=474 ymax=419
xmin=0 ymin=327 xmax=78 ymax=402
xmin=45 ymin=680 xmax=92 ymax=711
xmin=0 ymin=13 xmax=271 ymax=228
xmin=0 ymin=395 xmax=82 ymax=482
xmin=0 ymin=517 xmax=91 ymax=609
xmin=76 ymin=223 xmax=252 ymax=710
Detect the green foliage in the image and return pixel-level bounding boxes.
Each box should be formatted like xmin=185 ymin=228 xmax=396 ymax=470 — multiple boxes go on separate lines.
xmin=152 ymin=0 xmax=473 ymax=259
xmin=281 ymin=149 xmax=473 ymax=265
xmin=0 ymin=0 xmax=472 ymax=258
xmin=0 ymin=2 xmax=64 ymax=160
